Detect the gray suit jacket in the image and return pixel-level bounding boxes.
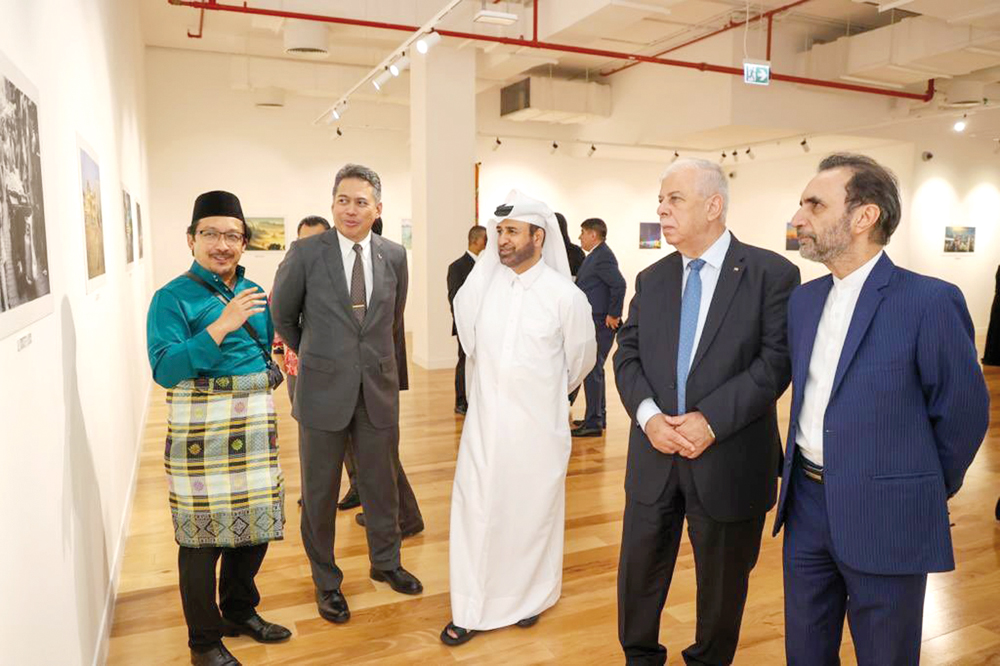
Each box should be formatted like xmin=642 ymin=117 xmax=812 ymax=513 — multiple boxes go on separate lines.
xmin=271 ymin=228 xmax=409 ymax=431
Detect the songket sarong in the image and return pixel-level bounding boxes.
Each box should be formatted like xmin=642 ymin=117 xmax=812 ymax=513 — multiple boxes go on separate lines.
xmin=165 ymin=372 xmax=285 ymax=548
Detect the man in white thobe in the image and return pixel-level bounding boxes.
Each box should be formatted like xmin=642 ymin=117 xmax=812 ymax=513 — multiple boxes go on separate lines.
xmin=441 ymin=190 xmax=597 ymax=646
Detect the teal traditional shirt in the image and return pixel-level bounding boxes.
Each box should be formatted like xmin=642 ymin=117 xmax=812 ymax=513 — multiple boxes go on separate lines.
xmin=147 ymin=261 xmax=274 ymax=388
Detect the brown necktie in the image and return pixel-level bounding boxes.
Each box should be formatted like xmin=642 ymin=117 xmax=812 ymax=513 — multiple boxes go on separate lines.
xmin=350 ymin=243 xmax=367 ymax=323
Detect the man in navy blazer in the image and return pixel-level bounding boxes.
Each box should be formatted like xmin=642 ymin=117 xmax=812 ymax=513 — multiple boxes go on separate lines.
xmin=776 ymin=153 xmax=990 ymax=666
xmin=572 ymin=218 xmax=626 ymax=437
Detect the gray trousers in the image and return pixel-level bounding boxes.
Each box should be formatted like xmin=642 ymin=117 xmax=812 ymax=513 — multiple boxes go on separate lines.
xmin=298 ymin=387 xmax=423 ymax=592
xmin=288 ymin=374 xmax=357 ymax=488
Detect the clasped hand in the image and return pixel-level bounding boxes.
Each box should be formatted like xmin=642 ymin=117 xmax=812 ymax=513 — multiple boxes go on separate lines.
xmin=644 ymin=411 xmax=715 ymax=459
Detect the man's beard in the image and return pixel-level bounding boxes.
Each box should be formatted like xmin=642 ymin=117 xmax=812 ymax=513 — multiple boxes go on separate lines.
xmin=500 ymin=241 xmax=536 ymax=268
xmin=799 ymin=212 xmax=852 ymax=263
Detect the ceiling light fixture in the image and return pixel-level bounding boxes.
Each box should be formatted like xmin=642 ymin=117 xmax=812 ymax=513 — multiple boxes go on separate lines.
xmin=551 ymin=141 xmax=560 ymax=154
xmin=732 ymin=150 xmax=739 ymax=163
xmin=800 ymin=138 xmax=810 ymax=153
xmin=493 ymin=137 xmax=502 ymax=151
xmin=372 ymin=68 xmax=392 ymax=91
xmin=953 ymin=114 xmax=968 ymax=132
xmin=720 ymin=151 xmax=727 ymax=163
xmin=588 ymin=144 xmax=597 ymax=157
xmin=416 ymin=31 xmax=443 ymax=54
xmin=473 ymin=8 xmax=519 ymax=25
xmin=389 ymin=55 xmax=410 ymax=77
xmin=746 ymin=147 xmax=755 ymax=160
xmin=335 ymin=127 xmax=343 ymax=138
xmin=671 ymin=151 xmax=680 ymax=163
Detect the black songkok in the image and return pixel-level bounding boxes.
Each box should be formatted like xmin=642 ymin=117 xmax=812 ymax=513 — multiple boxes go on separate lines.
xmin=191 ymin=190 xmax=245 ymax=225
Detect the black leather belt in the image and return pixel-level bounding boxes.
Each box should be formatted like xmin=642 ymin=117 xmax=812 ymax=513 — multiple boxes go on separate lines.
xmin=796 ymin=449 xmax=824 ymax=484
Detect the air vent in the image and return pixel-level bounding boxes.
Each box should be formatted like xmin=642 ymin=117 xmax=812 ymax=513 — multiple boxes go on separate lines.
xmin=284 ymin=19 xmax=328 ymax=57
xmin=501 ymin=78 xmax=531 ymax=117
xmin=500 ymin=77 xmax=611 ymax=124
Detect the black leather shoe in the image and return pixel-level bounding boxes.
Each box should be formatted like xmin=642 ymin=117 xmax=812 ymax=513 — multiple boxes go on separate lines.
xmin=190 ymin=644 xmax=240 ymax=666
xmin=316 ymin=589 xmax=350 ymax=624
xmin=455 ymin=404 xmax=467 ymax=415
xmin=370 ymin=566 xmax=423 ymax=595
xmin=355 ymin=512 xmax=424 ymax=538
xmin=221 ymin=613 xmax=291 ymax=643
xmin=338 ymin=486 xmax=361 ymax=510
xmin=571 ymin=426 xmax=603 ymax=437
xmin=516 ymin=614 xmax=540 ymax=628
xmin=571 ymin=419 xmax=585 ymax=427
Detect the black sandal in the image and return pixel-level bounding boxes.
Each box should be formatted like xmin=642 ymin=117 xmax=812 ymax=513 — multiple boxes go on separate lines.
xmin=440 ymin=622 xmax=477 ymax=646
xmin=516 ymin=615 xmax=540 ymax=628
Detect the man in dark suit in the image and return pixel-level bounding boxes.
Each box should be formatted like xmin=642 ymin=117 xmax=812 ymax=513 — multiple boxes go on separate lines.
xmin=614 ymin=158 xmax=800 ymax=666
xmin=571 ymin=218 xmax=626 ymax=437
xmin=446 ymin=226 xmax=487 ymax=415
xmin=272 ymin=164 xmax=424 ymax=627
xmin=776 ymin=153 xmax=990 ymax=665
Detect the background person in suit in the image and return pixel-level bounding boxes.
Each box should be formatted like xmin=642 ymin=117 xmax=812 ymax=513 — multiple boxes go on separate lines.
xmin=776 ymin=153 xmax=990 ymax=666
xmin=571 ymin=217 xmax=626 ymax=437
xmin=272 ymin=164 xmax=424 ymax=628
xmin=614 ymin=158 xmax=800 ymax=666
xmin=447 ymin=225 xmax=487 ymax=415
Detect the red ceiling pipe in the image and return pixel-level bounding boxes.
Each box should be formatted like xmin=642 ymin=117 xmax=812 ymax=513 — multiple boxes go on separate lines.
xmin=602 ymin=0 xmax=814 ymax=76
xmin=166 ymin=0 xmax=935 ymax=102
xmin=187 ymin=7 xmax=205 ymax=38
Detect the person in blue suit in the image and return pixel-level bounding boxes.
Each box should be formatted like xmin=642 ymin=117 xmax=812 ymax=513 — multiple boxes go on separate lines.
xmin=775 ymin=153 xmax=990 ymax=666
xmin=571 ymin=218 xmax=627 ymax=437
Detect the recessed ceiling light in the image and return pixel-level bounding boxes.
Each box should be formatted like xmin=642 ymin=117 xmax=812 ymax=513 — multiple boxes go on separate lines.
xmin=473 ymin=9 xmax=519 ymax=25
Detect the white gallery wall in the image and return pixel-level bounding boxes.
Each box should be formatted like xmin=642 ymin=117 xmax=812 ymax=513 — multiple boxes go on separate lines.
xmin=0 ymin=1 xmax=152 ymax=665
xmin=145 ymin=47 xmax=413 ymax=297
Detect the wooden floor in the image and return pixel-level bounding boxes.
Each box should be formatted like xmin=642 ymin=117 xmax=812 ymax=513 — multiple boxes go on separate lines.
xmin=108 ymin=350 xmax=1000 ymax=665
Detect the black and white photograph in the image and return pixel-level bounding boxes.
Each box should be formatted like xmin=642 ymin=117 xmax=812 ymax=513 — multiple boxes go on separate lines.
xmin=0 ymin=49 xmax=51 ymax=340
xmin=122 ymin=188 xmax=134 ymax=264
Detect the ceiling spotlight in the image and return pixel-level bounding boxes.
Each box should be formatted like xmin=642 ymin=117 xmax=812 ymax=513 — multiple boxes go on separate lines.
xmin=389 ymin=55 xmax=410 ymax=77
xmin=671 ymin=151 xmax=680 ymax=163
xmin=473 ymin=8 xmax=519 ymax=25
xmin=953 ymin=114 xmax=968 ymax=132
xmin=800 ymin=138 xmax=810 ymax=153
xmin=746 ymin=147 xmax=755 ymax=160
xmin=551 ymin=141 xmax=559 ymax=154
xmin=587 ymin=144 xmax=597 ymax=157
xmin=416 ymin=31 xmax=442 ymax=54
xmin=372 ymin=68 xmax=392 ymax=91
xmin=492 ymin=137 xmax=502 ymax=151
xmin=324 ymin=108 xmax=340 ymax=124
xmin=720 ymin=151 xmax=727 ymax=163
xmin=335 ymin=127 xmax=343 ymax=138
xmin=731 ymin=150 xmax=739 ymax=163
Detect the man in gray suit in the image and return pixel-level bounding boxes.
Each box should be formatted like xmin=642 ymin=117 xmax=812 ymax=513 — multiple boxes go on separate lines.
xmin=272 ymin=164 xmax=423 ymax=626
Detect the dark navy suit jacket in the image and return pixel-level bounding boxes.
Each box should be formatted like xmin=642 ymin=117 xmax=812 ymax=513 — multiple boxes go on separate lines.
xmin=575 ymin=242 xmax=626 ymax=318
xmin=774 ymin=253 xmax=989 ymax=575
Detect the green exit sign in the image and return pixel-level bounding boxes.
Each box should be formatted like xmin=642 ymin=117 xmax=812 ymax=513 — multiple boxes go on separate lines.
xmin=744 ymin=60 xmax=771 ymax=86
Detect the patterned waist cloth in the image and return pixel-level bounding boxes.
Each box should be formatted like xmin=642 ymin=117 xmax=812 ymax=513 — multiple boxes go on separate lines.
xmin=165 ymin=372 xmax=285 ymax=548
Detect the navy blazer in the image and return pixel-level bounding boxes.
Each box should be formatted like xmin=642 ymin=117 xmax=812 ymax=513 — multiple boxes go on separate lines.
xmin=614 ymin=234 xmax=800 ymax=522
xmin=576 ymin=242 xmax=627 ymax=318
xmin=773 ymin=253 xmax=989 ymax=575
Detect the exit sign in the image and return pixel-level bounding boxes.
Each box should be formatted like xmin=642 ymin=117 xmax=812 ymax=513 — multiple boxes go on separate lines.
xmin=743 ymin=60 xmax=771 ymax=86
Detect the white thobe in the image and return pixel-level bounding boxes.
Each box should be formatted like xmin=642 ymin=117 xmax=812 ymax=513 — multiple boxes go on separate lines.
xmin=450 ymin=259 xmax=597 ymax=631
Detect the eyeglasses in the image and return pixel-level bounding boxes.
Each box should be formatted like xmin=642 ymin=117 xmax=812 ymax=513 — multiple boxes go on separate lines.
xmin=197 ymin=229 xmax=246 ymax=245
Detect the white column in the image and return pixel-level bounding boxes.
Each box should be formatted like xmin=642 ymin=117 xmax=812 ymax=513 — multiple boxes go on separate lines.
xmin=409 ymin=44 xmax=477 ymax=369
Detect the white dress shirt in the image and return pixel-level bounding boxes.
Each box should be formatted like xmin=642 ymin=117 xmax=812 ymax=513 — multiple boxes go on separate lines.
xmin=467 ymin=250 xmax=479 ymax=262
xmin=636 ymin=229 xmax=732 ymax=432
xmin=337 ymin=229 xmax=372 ymax=306
xmin=796 ymin=250 xmax=884 ymax=466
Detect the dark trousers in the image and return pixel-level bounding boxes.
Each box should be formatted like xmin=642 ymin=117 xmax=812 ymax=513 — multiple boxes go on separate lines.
xmin=618 ymin=460 xmax=765 ymax=666
xmin=582 ymin=317 xmax=615 ymax=429
xmin=298 ymin=387 xmax=423 ymax=591
xmin=289 ymin=374 xmax=357 ymax=489
xmin=454 ymin=337 xmax=467 ymax=409
xmin=178 ymin=543 xmax=268 ymax=650
xmin=783 ymin=462 xmax=927 ymax=666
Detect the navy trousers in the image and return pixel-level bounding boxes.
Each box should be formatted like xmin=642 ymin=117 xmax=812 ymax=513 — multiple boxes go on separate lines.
xmin=582 ymin=317 xmax=615 ymax=429
xmin=783 ymin=462 xmax=927 ymax=666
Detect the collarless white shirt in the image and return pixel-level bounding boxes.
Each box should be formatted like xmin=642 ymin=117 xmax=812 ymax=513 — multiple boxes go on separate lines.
xmin=337 ymin=229 xmax=372 ymax=306
xmin=637 ymin=229 xmax=731 ymax=431
xmin=796 ymin=250 xmax=884 ymax=466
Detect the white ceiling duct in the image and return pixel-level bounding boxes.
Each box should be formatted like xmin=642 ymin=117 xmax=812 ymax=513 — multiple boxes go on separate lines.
xmin=944 ymin=79 xmax=986 ymax=108
xmin=283 ymin=18 xmax=329 ymax=56
xmin=254 ymin=87 xmax=286 ymax=108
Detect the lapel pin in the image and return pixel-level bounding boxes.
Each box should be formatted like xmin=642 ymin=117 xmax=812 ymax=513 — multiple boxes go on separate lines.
xmin=734 ymin=267 xmax=740 ymax=272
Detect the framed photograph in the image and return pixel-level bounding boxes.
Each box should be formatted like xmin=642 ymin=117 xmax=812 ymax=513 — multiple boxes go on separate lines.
xmin=785 ymin=221 xmax=799 ymax=251
xmin=122 ymin=188 xmax=134 ymax=264
xmin=79 ymin=143 xmax=106 ymax=290
xmin=0 ymin=49 xmax=52 ymax=340
xmin=943 ymin=226 xmax=975 ymax=253
xmin=245 ymin=217 xmax=286 ymax=251
xmin=135 ymin=201 xmax=143 ymax=260
xmin=639 ymin=222 xmax=661 ymax=249
xmin=401 ymin=218 xmax=412 ymax=250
